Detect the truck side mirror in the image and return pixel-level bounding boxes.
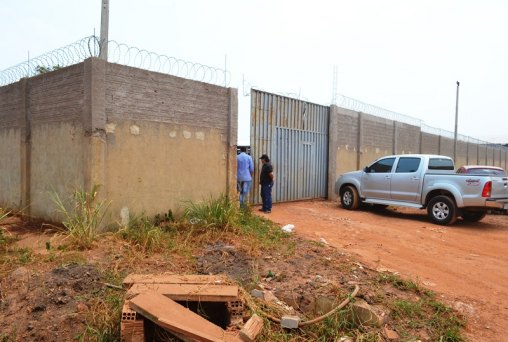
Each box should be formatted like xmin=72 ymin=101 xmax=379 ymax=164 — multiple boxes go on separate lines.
xmin=363 ymin=166 xmax=370 ymax=173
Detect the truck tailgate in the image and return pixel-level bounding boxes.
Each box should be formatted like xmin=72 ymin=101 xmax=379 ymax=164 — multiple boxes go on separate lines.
xmin=491 ymin=176 xmax=508 ymax=199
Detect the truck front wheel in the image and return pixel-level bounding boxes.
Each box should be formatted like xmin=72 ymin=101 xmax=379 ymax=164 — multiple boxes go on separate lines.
xmin=341 ymin=186 xmax=360 ymax=210
xmin=427 ymin=195 xmax=457 ymax=225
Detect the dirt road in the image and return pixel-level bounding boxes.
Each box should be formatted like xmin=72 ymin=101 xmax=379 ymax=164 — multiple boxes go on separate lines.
xmin=259 ymin=200 xmax=508 ymax=341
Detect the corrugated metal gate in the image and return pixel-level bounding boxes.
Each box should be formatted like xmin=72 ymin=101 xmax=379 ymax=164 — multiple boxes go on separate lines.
xmin=250 ymin=89 xmax=329 ymax=203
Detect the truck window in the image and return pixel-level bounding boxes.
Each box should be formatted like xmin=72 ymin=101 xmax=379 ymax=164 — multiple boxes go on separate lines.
xmin=370 ymin=158 xmax=396 ymax=173
xmin=396 ymin=157 xmax=421 ymax=173
xmin=428 ymin=158 xmax=454 ymax=170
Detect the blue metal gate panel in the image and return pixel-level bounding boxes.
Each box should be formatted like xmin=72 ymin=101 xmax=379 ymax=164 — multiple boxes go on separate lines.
xmin=250 ymin=89 xmax=329 ymax=203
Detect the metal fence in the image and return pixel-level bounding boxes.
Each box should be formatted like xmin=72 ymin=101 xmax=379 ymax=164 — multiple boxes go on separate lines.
xmin=0 ymin=36 xmax=230 ymax=87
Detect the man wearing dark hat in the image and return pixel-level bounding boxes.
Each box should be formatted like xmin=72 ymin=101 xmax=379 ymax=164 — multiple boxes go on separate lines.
xmin=258 ymin=154 xmax=274 ymax=213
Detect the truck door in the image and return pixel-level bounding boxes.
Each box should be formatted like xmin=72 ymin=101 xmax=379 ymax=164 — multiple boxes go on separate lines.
xmin=361 ymin=157 xmax=396 ymax=199
xmin=390 ymin=157 xmax=422 ymax=202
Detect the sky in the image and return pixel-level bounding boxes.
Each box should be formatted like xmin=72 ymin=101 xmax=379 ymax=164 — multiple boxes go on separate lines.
xmin=1 ymin=0 xmax=507 ymax=145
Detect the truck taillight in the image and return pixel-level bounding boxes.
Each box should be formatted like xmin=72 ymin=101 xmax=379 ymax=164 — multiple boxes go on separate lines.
xmin=482 ymin=181 xmax=492 ymax=198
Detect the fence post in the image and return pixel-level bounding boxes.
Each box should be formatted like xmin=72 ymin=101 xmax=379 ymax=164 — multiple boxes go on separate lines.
xmin=19 ymin=78 xmax=31 ymax=216
xmin=328 ymin=105 xmax=339 ymax=200
xmin=83 ymin=58 xmax=107 ymax=199
xmin=357 ymin=112 xmax=363 ymax=170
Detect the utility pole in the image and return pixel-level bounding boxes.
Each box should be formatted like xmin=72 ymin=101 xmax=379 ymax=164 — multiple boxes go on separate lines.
xmin=453 ymin=81 xmax=460 ymax=163
xmin=99 ymin=0 xmax=109 ymax=60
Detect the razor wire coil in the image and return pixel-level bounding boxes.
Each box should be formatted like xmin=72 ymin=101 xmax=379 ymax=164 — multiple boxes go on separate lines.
xmin=0 ymin=36 xmax=230 ymax=87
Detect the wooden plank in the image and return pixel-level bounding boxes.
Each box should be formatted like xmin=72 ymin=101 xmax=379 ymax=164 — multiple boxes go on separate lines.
xmin=239 ymin=314 xmax=264 ymax=342
xmin=123 ymin=273 xmax=228 ymax=287
xmin=126 ymin=283 xmax=239 ymax=302
xmin=129 ymin=292 xmax=241 ymax=342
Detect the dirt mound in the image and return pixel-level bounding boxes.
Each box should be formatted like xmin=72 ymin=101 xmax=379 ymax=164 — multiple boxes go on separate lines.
xmin=1 ymin=263 xmax=102 ymax=341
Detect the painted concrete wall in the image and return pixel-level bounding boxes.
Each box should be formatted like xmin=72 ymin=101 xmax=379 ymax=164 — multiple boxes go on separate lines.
xmin=104 ymin=121 xmax=228 ymax=218
xmin=103 ymin=63 xmax=237 ymax=221
xmin=30 ymin=122 xmax=85 ymax=219
xmin=0 ymin=58 xmax=237 ymax=223
xmin=0 ymin=128 xmax=21 ymax=207
xmin=28 ymin=64 xmax=86 ymax=219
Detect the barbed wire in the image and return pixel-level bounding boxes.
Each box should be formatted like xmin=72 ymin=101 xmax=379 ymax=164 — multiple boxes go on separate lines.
xmin=0 ymin=36 xmax=230 ymax=87
xmin=248 ymin=82 xmax=506 ymax=149
xmin=334 ymin=94 xmax=423 ymax=127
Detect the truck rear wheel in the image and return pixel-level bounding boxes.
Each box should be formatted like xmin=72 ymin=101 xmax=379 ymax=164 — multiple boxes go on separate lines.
xmin=341 ymin=186 xmax=360 ymax=210
xmin=461 ymin=211 xmax=487 ymax=222
xmin=427 ymin=195 xmax=457 ymax=225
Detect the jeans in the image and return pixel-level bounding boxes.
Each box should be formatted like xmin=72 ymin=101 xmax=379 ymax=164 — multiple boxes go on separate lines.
xmin=237 ymin=180 xmax=252 ymax=206
xmin=260 ymin=183 xmax=273 ymax=211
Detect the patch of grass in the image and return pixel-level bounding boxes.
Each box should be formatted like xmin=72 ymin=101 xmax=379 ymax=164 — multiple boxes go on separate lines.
xmin=393 ymin=299 xmax=424 ymax=319
xmin=17 ymin=248 xmax=33 ymax=264
xmin=237 ymin=206 xmax=294 ymax=255
xmin=0 ymin=208 xmax=11 ymax=249
xmin=183 ymin=194 xmax=239 ymax=233
xmin=0 ymin=208 xmax=9 ymax=224
xmin=76 ymin=289 xmax=122 ymax=342
xmin=0 ymin=332 xmax=16 ymax=342
xmin=378 ymin=276 xmax=465 ymax=341
xmin=377 ymin=272 xmax=421 ymax=293
xmin=51 ymin=185 xmax=110 ymax=250
xmin=117 ymin=214 xmax=166 ymax=252
xmin=75 ymin=267 xmax=124 ymax=342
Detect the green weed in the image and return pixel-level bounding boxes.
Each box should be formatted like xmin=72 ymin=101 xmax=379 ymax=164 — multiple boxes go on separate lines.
xmin=17 ymin=248 xmax=33 ymax=264
xmin=51 ymin=185 xmax=110 ymax=250
xmin=377 ymin=273 xmax=421 ymax=293
xmin=0 ymin=208 xmax=9 ymax=224
xmin=183 ymin=194 xmax=239 ymax=232
xmin=237 ymin=206 xmax=293 ymax=254
xmin=117 ymin=214 xmax=165 ymax=252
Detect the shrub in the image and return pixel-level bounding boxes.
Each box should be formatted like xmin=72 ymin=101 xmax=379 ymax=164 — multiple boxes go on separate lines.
xmin=117 ymin=214 xmax=165 ymax=252
xmin=52 ymin=185 xmax=109 ymax=250
xmin=183 ymin=194 xmax=238 ymax=232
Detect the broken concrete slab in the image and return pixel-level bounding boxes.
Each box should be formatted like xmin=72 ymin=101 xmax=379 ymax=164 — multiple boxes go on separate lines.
xmin=350 ymin=299 xmax=385 ymax=327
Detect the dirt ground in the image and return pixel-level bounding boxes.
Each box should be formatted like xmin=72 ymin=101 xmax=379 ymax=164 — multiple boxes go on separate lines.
xmin=258 ymin=200 xmax=508 ymax=342
xmin=0 ymin=215 xmax=404 ymax=341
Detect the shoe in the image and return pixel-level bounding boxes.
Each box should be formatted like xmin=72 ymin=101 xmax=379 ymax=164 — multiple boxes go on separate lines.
xmin=258 ymin=208 xmax=265 ymax=212
xmin=265 ymin=210 xmax=271 ymax=214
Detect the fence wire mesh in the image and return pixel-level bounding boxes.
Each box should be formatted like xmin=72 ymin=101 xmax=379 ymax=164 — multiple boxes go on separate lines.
xmin=0 ymin=36 xmax=230 ymax=87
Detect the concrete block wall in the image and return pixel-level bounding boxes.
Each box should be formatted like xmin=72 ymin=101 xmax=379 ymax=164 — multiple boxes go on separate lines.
xmin=104 ymin=63 xmax=237 ymax=219
xmin=0 ymin=58 xmax=237 ymax=223
xmin=440 ymin=137 xmax=454 ymax=159
xmin=467 ymin=141 xmax=478 ymax=164
xmin=0 ymin=82 xmax=23 ymax=208
xmin=328 ymin=107 xmax=508 ymax=200
xmin=394 ymin=122 xmax=420 ymax=154
xmin=421 ymin=132 xmax=440 ymax=154
xmin=360 ymin=114 xmax=393 ymax=167
xmin=455 ymin=140 xmax=468 ymax=168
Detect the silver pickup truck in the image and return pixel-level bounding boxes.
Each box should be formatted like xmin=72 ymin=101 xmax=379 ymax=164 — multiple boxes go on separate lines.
xmin=335 ymin=154 xmax=508 ymax=225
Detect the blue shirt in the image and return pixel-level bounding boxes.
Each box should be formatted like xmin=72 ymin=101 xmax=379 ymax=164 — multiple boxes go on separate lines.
xmin=237 ymin=152 xmax=254 ymax=181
